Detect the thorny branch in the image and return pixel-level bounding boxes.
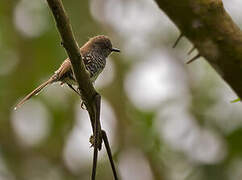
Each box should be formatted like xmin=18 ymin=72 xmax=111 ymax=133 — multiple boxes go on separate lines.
xmin=155 ymin=0 xmax=242 ymax=99
xmin=46 ymin=0 xmax=118 ymax=179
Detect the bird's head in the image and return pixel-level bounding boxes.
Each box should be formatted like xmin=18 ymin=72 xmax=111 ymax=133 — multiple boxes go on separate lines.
xmin=84 ymin=35 xmax=120 ymax=57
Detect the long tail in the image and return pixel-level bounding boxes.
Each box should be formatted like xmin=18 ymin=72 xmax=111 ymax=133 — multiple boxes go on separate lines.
xmin=14 ymin=75 xmax=57 ymax=110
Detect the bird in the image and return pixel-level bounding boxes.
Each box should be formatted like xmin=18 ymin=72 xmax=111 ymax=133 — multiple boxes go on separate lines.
xmin=14 ymin=35 xmax=120 ymax=110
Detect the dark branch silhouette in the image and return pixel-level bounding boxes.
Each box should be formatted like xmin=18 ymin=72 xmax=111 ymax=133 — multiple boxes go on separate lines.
xmin=46 ymin=0 xmax=118 ymax=179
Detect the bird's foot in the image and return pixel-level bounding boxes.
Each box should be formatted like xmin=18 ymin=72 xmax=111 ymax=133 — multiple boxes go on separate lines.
xmin=89 ymin=133 xmax=102 ymax=150
xmin=81 ymin=101 xmax=87 ymax=110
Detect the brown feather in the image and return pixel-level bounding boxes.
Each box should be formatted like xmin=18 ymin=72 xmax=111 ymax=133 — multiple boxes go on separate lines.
xmin=14 ymin=75 xmax=57 ymax=110
xmin=14 ymin=35 xmax=118 ymax=110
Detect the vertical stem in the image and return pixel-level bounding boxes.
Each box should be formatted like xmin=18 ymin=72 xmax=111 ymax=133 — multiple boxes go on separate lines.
xmin=102 ymin=130 xmax=118 ymax=180
xmin=92 ymin=144 xmax=98 ymax=180
xmin=91 ymin=94 xmax=101 ymax=180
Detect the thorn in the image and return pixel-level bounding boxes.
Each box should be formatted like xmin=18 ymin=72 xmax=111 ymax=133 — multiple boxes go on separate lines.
xmin=187 ymin=46 xmax=196 ymax=55
xmin=173 ymin=33 xmax=183 ymax=48
xmin=81 ymin=101 xmax=87 ymax=110
xmin=186 ymin=54 xmax=201 ymax=64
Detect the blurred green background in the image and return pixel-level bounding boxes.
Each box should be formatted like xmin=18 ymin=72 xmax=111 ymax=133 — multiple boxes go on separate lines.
xmin=1 ymin=0 xmax=242 ymax=179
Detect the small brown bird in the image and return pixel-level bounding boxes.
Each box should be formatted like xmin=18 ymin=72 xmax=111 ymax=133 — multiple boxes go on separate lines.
xmin=15 ymin=35 xmax=120 ymax=110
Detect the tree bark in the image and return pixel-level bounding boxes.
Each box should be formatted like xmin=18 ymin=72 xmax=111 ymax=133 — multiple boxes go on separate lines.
xmin=46 ymin=0 xmax=97 ymax=108
xmin=155 ymin=0 xmax=242 ymax=98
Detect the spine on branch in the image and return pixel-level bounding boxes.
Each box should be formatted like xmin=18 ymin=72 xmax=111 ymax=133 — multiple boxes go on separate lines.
xmin=155 ymin=0 xmax=242 ymax=98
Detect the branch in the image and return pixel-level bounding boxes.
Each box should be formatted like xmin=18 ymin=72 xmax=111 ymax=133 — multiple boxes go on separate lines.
xmin=155 ymin=0 xmax=242 ymax=98
xmin=46 ymin=0 xmax=118 ymax=179
xmin=102 ymin=130 xmax=118 ymax=179
xmin=46 ymin=0 xmax=96 ymax=107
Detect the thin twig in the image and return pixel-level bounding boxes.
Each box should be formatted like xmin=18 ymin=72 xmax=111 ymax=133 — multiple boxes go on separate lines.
xmin=92 ymin=94 xmax=101 ymax=180
xmin=102 ymin=130 xmax=118 ymax=180
xmin=92 ymin=144 xmax=99 ymax=180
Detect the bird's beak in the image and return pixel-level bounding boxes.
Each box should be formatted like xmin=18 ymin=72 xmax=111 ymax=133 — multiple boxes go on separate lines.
xmin=111 ymin=48 xmax=120 ymax=52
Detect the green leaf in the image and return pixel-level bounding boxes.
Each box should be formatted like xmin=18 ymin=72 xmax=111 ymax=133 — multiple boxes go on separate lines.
xmin=231 ymin=98 xmax=241 ymax=103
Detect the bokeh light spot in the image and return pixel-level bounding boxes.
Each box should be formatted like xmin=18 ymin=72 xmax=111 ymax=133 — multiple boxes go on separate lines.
xmin=14 ymin=0 xmax=49 ymax=37
xmin=118 ymin=148 xmax=154 ymax=180
xmin=0 ymin=50 xmax=19 ymax=76
xmin=11 ymin=100 xmax=50 ymax=146
xmin=125 ymin=51 xmax=187 ymax=110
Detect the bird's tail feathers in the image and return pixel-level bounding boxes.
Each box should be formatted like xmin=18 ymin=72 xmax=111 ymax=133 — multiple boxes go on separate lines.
xmin=14 ymin=75 xmax=57 ymax=110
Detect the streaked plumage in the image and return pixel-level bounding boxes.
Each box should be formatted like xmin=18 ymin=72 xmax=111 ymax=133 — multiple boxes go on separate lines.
xmin=14 ymin=35 xmax=120 ymax=110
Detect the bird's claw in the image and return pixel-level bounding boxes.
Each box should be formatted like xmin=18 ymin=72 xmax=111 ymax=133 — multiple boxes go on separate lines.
xmin=89 ymin=135 xmax=94 ymax=148
xmin=89 ymin=134 xmax=102 ymax=150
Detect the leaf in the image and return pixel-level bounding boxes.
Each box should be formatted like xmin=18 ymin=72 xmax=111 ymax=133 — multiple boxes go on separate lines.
xmin=231 ymin=98 xmax=241 ymax=103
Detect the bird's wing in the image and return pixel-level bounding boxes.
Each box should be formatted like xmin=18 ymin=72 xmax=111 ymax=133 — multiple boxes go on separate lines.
xmin=55 ymin=59 xmax=72 ymax=79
